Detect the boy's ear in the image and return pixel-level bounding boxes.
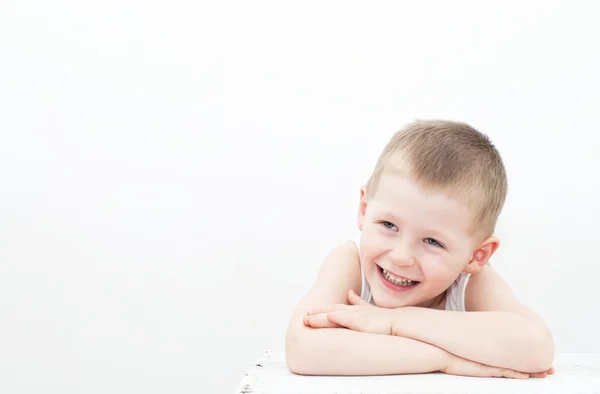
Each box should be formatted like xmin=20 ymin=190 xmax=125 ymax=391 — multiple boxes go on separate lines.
xmin=464 ymin=236 xmax=500 ymax=274
xmin=357 ymin=185 xmax=368 ymax=231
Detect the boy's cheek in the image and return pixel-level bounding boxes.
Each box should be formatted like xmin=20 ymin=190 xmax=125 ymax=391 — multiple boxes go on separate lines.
xmin=421 ymin=265 xmax=459 ymax=286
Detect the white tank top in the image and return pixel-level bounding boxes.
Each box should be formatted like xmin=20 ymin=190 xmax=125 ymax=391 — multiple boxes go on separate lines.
xmin=350 ymin=237 xmax=470 ymax=311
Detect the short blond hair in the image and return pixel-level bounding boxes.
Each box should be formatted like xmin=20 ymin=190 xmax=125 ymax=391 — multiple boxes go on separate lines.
xmin=366 ymin=119 xmax=508 ymax=236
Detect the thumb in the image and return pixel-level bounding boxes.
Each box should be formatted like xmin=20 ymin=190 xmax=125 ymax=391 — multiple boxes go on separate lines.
xmin=348 ymin=289 xmax=370 ymax=306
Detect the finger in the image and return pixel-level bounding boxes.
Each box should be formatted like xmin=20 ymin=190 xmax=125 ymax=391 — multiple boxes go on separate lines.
xmin=306 ymin=304 xmax=349 ymax=316
xmin=478 ymin=365 xmax=529 ymax=379
xmin=303 ymin=313 xmax=331 ymax=327
xmin=327 ymin=310 xmax=358 ymax=330
xmin=303 ymin=313 xmax=341 ymax=328
xmin=477 ymin=366 xmax=529 ymax=379
xmin=529 ymin=366 xmax=555 ymax=378
xmin=502 ymin=369 xmax=530 ymax=379
xmin=348 ymin=289 xmax=370 ymax=306
xmin=529 ymin=371 xmax=547 ymax=378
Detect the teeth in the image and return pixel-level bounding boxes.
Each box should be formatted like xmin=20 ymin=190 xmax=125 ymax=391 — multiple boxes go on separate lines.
xmin=382 ymin=269 xmax=416 ymax=287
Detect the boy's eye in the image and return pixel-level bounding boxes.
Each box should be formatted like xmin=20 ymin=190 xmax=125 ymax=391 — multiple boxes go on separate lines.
xmin=424 ymin=238 xmax=443 ymax=248
xmin=382 ymin=221 xmax=398 ymax=230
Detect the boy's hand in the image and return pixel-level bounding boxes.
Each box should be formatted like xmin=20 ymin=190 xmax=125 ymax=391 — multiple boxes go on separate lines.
xmin=302 ymin=290 xmax=556 ymax=379
xmin=443 ymin=353 xmax=555 ymax=379
xmin=303 ymin=290 xmax=397 ymax=335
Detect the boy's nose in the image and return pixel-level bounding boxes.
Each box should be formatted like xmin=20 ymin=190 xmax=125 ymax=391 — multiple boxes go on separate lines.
xmin=389 ymin=243 xmax=416 ymax=267
xmin=391 ymin=255 xmax=416 ymax=267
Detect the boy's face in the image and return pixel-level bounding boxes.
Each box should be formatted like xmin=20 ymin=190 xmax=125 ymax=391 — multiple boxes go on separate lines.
xmin=357 ymin=173 xmax=497 ymax=309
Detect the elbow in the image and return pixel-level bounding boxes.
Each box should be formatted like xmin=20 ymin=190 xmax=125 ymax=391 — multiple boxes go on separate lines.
xmin=285 ymin=325 xmax=331 ymax=375
xmin=521 ymin=326 xmax=555 ymax=372
xmin=285 ymin=342 xmax=306 ymax=375
xmin=285 ymin=328 xmax=313 ymax=375
xmin=286 ymin=352 xmax=311 ymax=375
xmin=534 ymin=331 xmax=555 ymax=372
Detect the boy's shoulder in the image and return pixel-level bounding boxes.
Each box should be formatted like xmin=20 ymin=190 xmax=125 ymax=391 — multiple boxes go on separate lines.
xmin=321 ymin=240 xmax=363 ymax=293
xmin=330 ymin=238 xmax=360 ymax=259
xmin=464 ymin=264 xmax=506 ymax=311
xmin=337 ymin=239 xmax=362 ymax=274
xmin=464 ymin=265 xmax=547 ymax=324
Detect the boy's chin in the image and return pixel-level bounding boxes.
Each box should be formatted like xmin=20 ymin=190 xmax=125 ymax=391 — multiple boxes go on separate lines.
xmin=371 ymin=293 xmax=414 ymax=309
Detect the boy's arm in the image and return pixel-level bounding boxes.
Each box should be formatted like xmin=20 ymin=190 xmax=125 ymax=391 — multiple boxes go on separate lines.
xmin=285 ymin=242 xmax=451 ymax=375
xmin=287 ymin=323 xmax=452 ymax=375
xmin=390 ymin=265 xmax=555 ymax=373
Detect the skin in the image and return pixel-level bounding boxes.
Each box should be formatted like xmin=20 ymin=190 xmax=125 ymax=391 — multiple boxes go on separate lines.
xmin=355 ymin=173 xmax=492 ymax=310
xmin=286 ymin=172 xmax=555 ymax=377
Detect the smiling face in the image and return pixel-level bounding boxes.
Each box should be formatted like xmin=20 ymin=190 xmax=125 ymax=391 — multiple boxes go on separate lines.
xmin=357 ymin=172 xmax=498 ymax=309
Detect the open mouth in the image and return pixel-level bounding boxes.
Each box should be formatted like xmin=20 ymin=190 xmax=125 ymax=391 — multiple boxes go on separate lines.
xmin=378 ymin=266 xmax=420 ymax=288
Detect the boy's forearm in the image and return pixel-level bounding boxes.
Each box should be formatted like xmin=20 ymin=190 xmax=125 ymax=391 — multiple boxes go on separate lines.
xmin=392 ymin=307 xmax=554 ymax=372
xmin=286 ymin=325 xmax=450 ymax=376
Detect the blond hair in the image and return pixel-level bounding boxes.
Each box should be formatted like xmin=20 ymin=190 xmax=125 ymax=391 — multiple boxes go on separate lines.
xmin=366 ymin=119 xmax=508 ymax=236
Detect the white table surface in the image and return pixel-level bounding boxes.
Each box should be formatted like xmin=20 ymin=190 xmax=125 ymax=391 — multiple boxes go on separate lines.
xmin=235 ymin=349 xmax=600 ymax=394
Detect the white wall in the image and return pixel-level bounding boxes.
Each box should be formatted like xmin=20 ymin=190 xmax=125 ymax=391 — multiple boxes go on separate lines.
xmin=1 ymin=1 xmax=599 ymax=393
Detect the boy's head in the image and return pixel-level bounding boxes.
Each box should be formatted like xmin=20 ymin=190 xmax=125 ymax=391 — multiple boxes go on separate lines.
xmin=366 ymin=119 xmax=507 ymax=236
xmin=356 ymin=120 xmax=508 ymax=309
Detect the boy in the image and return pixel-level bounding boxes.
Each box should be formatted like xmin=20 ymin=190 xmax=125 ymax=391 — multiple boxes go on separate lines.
xmin=285 ymin=120 xmax=555 ymax=378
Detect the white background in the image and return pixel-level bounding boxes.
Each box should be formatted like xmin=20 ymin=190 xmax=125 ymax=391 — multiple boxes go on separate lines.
xmin=1 ymin=1 xmax=599 ymax=393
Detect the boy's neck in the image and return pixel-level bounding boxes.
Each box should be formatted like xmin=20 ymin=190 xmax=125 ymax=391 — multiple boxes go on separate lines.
xmin=416 ymin=292 xmax=447 ymax=310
